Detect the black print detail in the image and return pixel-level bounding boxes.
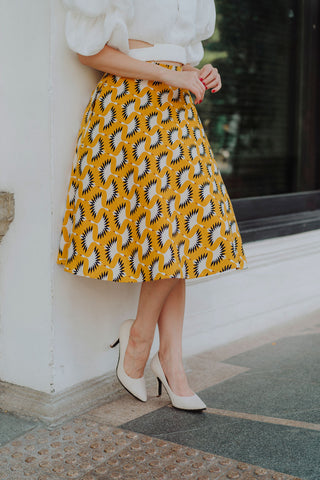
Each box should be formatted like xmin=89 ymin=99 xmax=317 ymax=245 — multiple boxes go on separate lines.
xmin=177 ymin=241 xmax=185 ymax=262
xmin=81 ymin=227 xmax=93 ymax=252
xmin=157 ymin=89 xmax=171 ymax=107
xmin=221 ymin=264 xmax=233 ymax=272
xmin=178 ymin=185 xmax=193 ymax=208
xmin=168 ymin=128 xmax=179 ymax=145
xmin=123 ymin=169 xmax=135 ymax=195
xmin=194 ymin=254 xmax=208 ymax=277
xmin=149 ymin=130 xmax=162 ymax=149
xmin=74 ymin=204 xmax=85 ymax=228
xmin=82 ymin=170 xmax=94 ymax=195
xmin=177 ymin=108 xmax=186 ymax=123
xmin=208 ymin=222 xmax=222 ymax=246
xmin=231 ymin=237 xmax=238 ymax=258
xmin=219 ymin=200 xmax=226 ymax=217
xmin=193 ymin=160 xmax=203 ymax=178
xmin=114 ymin=203 xmax=127 ymax=229
xmin=116 ymin=79 xmax=129 ymax=98
xmin=103 ymin=105 xmax=116 ymax=130
xmin=99 ymin=90 xmax=112 ymax=113
xmin=146 ymin=113 xmax=158 ymax=131
xmin=113 ymin=258 xmax=125 ymax=282
xmin=181 ymin=124 xmax=190 ymax=139
xmin=98 ymin=159 xmax=112 ymax=184
xmin=97 ymin=213 xmax=109 ymax=238
xmin=126 ymin=116 xmax=140 ymax=138
xmin=141 ymin=233 xmax=152 ymax=259
xmin=157 ymin=224 xmax=170 ymax=248
xmin=73 ymin=261 xmax=84 ymax=275
xmin=88 ymin=121 xmax=100 ymax=143
xmin=115 ymin=146 xmax=128 ymax=170
xmin=130 ymin=190 xmax=140 ymax=214
xmin=211 ymin=241 xmax=226 ymax=266
xmin=167 ymin=196 xmax=176 ymax=217
xmin=129 ymin=248 xmax=139 ymax=273
xmin=67 ymin=239 xmax=77 ymax=263
xmin=185 ymin=209 xmax=198 ymax=233
xmin=89 ymin=193 xmax=102 ymax=218
xmin=156 ymin=152 xmax=169 ymax=172
xmin=105 ymin=237 xmax=118 ymax=263
xmin=150 ymin=258 xmax=160 ymax=281
xmin=150 ymin=200 xmax=162 ymax=224
xmin=202 ymin=200 xmax=215 ymax=221
xmin=105 ymin=179 xmax=118 ymax=204
xmin=137 ymin=157 xmax=150 ymax=180
xmin=109 ymin=128 xmax=123 ymax=152
xmin=144 ymin=180 xmax=158 ymax=203
xmin=163 ymin=245 xmax=175 ymax=268
xmin=121 ymin=224 xmax=133 ymax=250
xmin=188 ymin=145 xmax=198 ymax=161
xmin=92 ymin=138 xmax=104 ymax=161
xmin=133 ymin=138 xmax=147 ymax=162
xmin=187 ymin=231 xmax=202 ymax=253
xmin=160 ymin=172 xmax=170 ymax=192
xmin=199 ymin=182 xmax=210 ymax=202
xmin=122 ymin=99 xmax=136 ymax=120
xmin=171 ymin=145 xmax=184 ymax=164
xmin=68 ymin=181 xmax=78 ymax=205
xmin=136 ymin=213 xmax=147 ymax=238
xmin=139 ymin=91 xmax=152 ymax=109
xmin=172 ymin=217 xmax=180 ymax=237
xmin=161 ymin=106 xmax=173 ymax=124
xmin=78 ymin=152 xmax=88 ymax=176
xmin=88 ymin=247 xmax=101 ymax=273
xmin=176 ymin=166 xmax=190 ymax=189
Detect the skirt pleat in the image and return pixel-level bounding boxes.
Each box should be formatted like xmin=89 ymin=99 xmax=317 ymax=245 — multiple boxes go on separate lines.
xmin=57 ymin=63 xmax=248 ymax=282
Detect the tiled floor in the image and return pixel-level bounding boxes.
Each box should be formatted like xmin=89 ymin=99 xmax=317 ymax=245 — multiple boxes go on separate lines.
xmin=1 ymin=309 xmax=319 ymax=479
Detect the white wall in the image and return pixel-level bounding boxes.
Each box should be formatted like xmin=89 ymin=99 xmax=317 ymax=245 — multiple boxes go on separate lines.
xmin=1 ymin=0 xmax=319 ymax=400
xmin=0 ymin=1 xmax=53 ymax=392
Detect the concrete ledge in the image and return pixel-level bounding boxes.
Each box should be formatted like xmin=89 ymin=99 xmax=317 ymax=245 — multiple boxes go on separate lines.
xmin=0 ymin=192 xmax=14 ymax=241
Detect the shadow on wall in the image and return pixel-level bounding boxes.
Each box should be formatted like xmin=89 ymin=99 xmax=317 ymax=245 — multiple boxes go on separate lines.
xmin=0 ymin=192 xmax=14 ymax=243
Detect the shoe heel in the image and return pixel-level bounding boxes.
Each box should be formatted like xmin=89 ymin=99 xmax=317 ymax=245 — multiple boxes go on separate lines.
xmin=110 ymin=338 xmax=119 ymax=348
xmin=156 ymin=377 xmax=162 ymax=397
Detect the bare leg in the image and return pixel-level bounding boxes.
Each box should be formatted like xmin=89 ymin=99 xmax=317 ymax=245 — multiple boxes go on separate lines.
xmin=157 ymin=278 xmax=194 ymax=396
xmin=124 ymin=278 xmax=179 ymax=378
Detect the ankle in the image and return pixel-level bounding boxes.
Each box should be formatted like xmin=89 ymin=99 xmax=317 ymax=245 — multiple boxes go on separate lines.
xmin=158 ymin=349 xmax=183 ymax=369
xmin=130 ymin=322 xmax=153 ymax=347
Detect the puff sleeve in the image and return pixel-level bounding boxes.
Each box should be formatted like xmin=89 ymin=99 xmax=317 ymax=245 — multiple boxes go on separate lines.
xmin=185 ymin=0 xmax=216 ymax=66
xmin=63 ymin=0 xmax=134 ymax=56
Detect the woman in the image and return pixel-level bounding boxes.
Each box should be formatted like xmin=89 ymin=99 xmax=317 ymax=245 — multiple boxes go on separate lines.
xmin=57 ymin=0 xmax=248 ymax=411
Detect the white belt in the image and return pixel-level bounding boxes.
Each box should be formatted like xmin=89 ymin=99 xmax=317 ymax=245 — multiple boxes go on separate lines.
xmin=127 ymin=43 xmax=187 ymax=64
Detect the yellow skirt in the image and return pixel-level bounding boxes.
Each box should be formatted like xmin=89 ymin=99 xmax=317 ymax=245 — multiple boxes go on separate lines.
xmin=57 ymin=63 xmax=248 ymax=282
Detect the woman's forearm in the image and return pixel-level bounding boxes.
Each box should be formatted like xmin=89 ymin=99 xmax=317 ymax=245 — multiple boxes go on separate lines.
xmin=78 ymin=44 xmax=172 ymax=84
xmin=77 ymin=44 xmax=208 ymax=104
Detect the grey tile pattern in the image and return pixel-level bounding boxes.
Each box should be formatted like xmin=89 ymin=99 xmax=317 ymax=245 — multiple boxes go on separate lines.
xmin=0 ymin=414 xmax=300 ymax=480
xmin=0 ymin=411 xmax=39 ymax=447
xmin=121 ymin=407 xmax=319 ymax=480
xmin=199 ymin=334 xmax=320 ymax=424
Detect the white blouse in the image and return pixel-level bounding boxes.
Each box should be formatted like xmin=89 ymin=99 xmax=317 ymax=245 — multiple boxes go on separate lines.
xmin=63 ymin=0 xmax=216 ymax=66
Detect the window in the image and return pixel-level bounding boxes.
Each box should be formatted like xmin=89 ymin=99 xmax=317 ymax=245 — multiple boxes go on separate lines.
xmin=197 ymin=0 xmax=320 ymax=241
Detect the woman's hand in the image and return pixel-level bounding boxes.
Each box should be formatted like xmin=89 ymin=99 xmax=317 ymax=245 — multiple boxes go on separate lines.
xmin=198 ymin=64 xmax=222 ymax=94
xmin=163 ymin=70 xmax=206 ymax=105
xmin=180 ymin=63 xmax=222 ymax=104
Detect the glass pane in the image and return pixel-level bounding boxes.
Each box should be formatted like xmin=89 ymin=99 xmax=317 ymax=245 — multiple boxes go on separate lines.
xmin=197 ymin=0 xmax=300 ymax=198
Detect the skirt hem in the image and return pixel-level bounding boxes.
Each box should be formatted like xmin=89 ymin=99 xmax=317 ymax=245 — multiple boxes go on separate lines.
xmin=56 ymin=258 xmax=248 ymax=283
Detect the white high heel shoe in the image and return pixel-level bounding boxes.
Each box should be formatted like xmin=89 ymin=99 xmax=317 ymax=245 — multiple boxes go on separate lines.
xmin=110 ymin=319 xmax=147 ymax=402
xmin=150 ymin=352 xmax=206 ymax=411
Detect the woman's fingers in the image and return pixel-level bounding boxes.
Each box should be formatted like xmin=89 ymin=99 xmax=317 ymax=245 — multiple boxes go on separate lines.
xmin=198 ymin=64 xmax=222 ymax=93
